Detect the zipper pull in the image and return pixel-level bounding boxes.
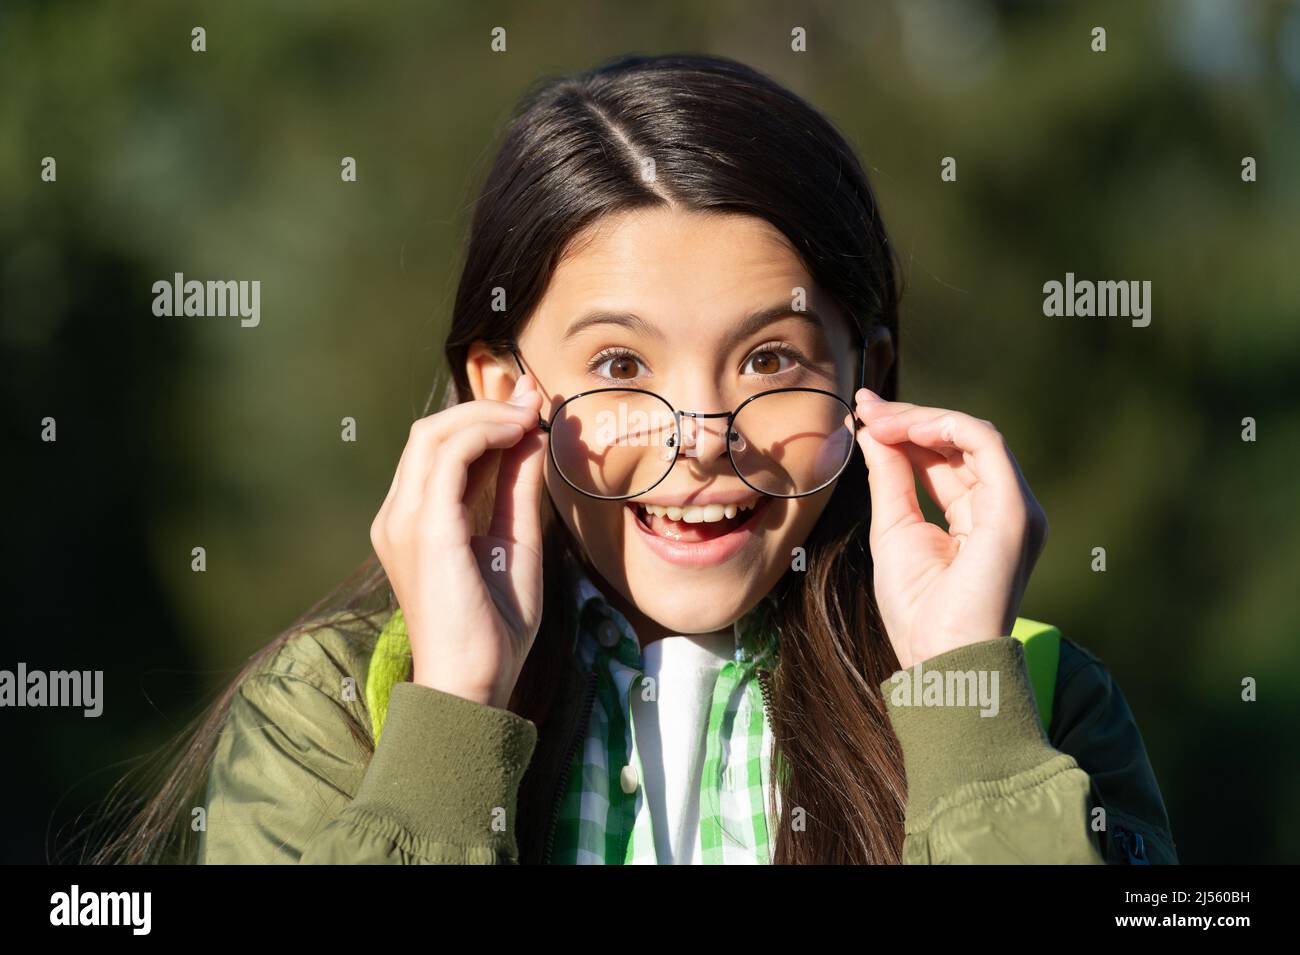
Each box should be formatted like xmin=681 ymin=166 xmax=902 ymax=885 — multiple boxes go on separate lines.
xmin=1113 ymin=826 xmax=1149 ymax=865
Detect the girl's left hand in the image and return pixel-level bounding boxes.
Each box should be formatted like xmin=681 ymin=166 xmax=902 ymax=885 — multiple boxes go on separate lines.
xmin=852 ymin=389 xmax=1049 ymax=670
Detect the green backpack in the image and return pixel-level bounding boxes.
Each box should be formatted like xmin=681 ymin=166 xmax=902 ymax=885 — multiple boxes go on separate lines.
xmin=1010 ymin=617 xmax=1062 ymax=735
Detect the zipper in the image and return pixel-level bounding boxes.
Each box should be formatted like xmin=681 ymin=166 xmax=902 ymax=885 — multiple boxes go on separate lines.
xmin=541 ymin=668 xmax=599 ymax=865
xmin=755 ymin=664 xmax=778 ymax=849
xmin=756 ymin=665 xmax=774 ymax=726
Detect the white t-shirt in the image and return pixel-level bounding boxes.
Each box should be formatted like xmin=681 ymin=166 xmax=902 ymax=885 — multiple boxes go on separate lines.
xmin=627 ymin=631 xmax=735 ymax=865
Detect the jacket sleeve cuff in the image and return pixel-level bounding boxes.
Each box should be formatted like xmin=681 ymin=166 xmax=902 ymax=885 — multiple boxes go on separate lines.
xmin=348 ymin=681 xmax=538 ymax=860
xmin=881 ymin=637 xmax=1062 ymax=820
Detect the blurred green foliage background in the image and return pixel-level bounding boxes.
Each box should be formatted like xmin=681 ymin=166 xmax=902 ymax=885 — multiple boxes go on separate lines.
xmin=2 ymin=0 xmax=1297 ymax=863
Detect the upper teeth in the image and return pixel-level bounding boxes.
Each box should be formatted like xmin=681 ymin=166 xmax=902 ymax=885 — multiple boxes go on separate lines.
xmin=640 ymin=502 xmax=757 ymax=523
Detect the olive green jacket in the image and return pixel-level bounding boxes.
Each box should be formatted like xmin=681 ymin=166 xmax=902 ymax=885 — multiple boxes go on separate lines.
xmin=196 ymin=613 xmax=1177 ymax=865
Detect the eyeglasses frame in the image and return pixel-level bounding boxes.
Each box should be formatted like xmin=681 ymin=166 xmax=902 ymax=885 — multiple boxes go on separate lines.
xmin=505 ymin=335 xmax=869 ymax=501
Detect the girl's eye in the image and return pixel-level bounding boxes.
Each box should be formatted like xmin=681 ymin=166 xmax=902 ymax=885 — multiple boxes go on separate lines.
xmin=743 ymin=346 xmax=798 ymax=376
xmin=591 ymin=351 xmax=647 ymax=381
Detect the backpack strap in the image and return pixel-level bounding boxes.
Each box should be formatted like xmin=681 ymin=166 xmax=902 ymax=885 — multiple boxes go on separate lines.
xmin=1010 ymin=617 xmax=1061 ymax=736
xmin=366 ymin=608 xmax=412 ymax=744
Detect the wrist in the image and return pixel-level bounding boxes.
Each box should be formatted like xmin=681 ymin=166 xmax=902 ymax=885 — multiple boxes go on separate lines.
xmin=413 ymin=668 xmax=512 ymax=710
xmin=908 ymin=632 xmax=1002 ymax=667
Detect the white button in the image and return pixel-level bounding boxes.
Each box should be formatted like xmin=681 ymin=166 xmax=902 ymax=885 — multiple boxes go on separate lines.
xmin=598 ymin=620 xmax=621 ymax=648
xmin=620 ymin=763 xmax=639 ymax=794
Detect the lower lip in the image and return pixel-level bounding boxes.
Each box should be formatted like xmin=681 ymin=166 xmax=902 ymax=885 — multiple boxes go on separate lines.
xmin=626 ymin=500 xmax=769 ymax=569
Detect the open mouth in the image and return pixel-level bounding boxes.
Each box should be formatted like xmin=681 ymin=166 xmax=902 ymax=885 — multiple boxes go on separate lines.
xmin=629 ymin=498 xmax=768 ymax=543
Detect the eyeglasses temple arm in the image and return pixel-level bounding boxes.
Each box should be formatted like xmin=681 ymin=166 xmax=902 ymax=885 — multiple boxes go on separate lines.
xmin=852 ymin=335 xmax=870 ymax=429
xmin=507 ymin=344 xmax=551 ymax=432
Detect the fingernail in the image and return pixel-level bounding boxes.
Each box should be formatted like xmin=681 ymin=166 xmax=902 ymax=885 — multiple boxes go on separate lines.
xmin=856 ymin=388 xmax=882 ymax=404
xmin=508 ymin=376 xmax=529 ymax=404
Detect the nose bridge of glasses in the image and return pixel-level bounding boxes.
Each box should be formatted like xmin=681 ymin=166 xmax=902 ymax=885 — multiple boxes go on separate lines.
xmin=676 ymin=409 xmax=738 ymax=454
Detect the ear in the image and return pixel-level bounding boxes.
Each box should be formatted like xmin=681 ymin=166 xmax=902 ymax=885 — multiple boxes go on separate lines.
xmin=465 ymin=341 xmax=518 ymax=402
xmin=864 ymin=325 xmax=895 ymax=395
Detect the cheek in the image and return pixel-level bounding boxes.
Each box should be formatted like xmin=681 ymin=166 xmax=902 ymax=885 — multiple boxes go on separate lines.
xmin=546 ymin=469 xmax=625 ymax=562
xmin=761 ymin=493 xmax=829 ymax=558
xmin=754 ymin=492 xmax=834 ymax=591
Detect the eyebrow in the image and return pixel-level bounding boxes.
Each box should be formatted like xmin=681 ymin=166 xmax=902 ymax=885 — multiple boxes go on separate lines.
xmin=561 ymin=310 xmax=665 ymax=343
xmin=560 ymin=304 xmax=828 ymax=347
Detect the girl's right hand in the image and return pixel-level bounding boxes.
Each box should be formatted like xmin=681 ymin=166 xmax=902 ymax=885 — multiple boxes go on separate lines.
xmin=369 ymin=374 xmax=547 ymax=710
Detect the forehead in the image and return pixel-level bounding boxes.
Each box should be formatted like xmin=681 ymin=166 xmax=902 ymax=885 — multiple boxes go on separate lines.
xmin=528 ymin=206 xmax=829 ymax=339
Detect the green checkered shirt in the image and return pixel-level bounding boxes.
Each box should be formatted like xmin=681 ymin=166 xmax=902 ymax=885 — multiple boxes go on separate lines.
xmin=549 ymin=556 xmax=782 ymax=864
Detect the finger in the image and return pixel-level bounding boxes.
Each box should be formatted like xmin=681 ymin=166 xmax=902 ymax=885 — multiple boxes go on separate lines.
xmin=864 ymin=405 xmax=996 ymax=453
xmin=457 ymin=380 xmax=542 ymax=515
xmin=854 ymin=389 xmax=918 ymax=424
xmin=860 ymin=402 xmax=1031 ymax=529
xmin=488 ymin=381 xmax=549 ymax=555
xmin=854 ymin=408 xmax=924 ymax=549
xmin=865 ymin=405 xmax=1006 ymax=476
xmin=889 ymin=439 xmax=975 ymax=528
xmin=487 ymin=430 xmax=548 ymax=559
xmin=388 ymin=393 xmax=541 ymax=520
xmin=423 ymin=420 xmax=530 ymax=538
xmin=854 ymin=392 xmax=977 ymax=511
xmin=900 ymin=412 xmax=1021 ymax=511
xmin=476 ymin=377 xmax=547 ymax=541
xmin=862 ymin=405 xmax=962 ymax=445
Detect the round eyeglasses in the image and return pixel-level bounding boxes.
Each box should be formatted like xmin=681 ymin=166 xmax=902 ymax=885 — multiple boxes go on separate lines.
xmin=507 ymin=345 xmax=866 ymax=500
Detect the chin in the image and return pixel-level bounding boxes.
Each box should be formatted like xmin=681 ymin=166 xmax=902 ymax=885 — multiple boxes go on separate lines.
xmin=622 ymin=549 xmax=779 ymax=633
xmin=626 ymin=587 xmax=751 ymax=636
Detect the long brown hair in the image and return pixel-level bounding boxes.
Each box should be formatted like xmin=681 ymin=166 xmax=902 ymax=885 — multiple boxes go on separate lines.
xmin=85 ymin=52 xmax=906 ymax=865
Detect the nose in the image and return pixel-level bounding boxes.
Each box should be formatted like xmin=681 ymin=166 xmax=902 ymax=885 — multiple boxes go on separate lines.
xmin=676 ymin=412 xmax=733 ymax=466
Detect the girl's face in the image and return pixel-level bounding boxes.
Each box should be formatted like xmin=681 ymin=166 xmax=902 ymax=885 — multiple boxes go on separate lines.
xmin=497 ymin=207 xmax=873 ymax=641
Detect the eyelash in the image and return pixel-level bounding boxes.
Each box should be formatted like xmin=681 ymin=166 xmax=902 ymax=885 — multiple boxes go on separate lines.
xmin=586 ymin=342 xmax=811 ymax=383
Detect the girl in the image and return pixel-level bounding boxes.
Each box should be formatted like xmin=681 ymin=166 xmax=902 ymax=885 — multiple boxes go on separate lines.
xmin=98 ymin=53 xmax=1175 ymax=865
